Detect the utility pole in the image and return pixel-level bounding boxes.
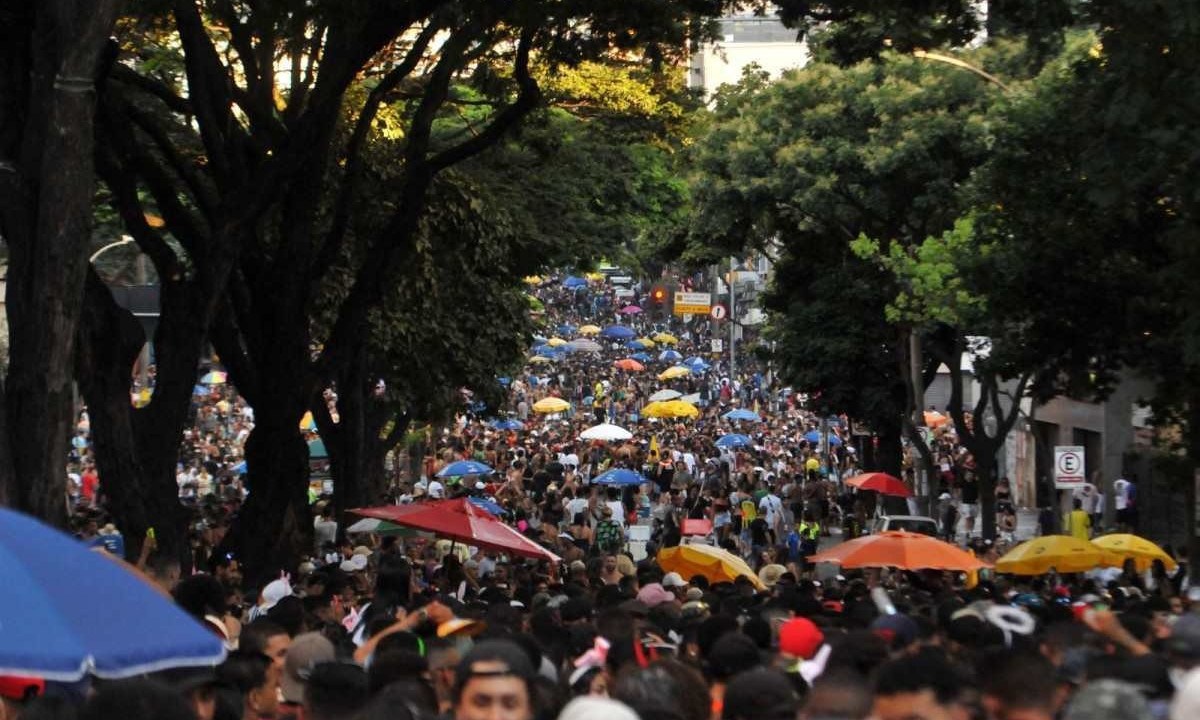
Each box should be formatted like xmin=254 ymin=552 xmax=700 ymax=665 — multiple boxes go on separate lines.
xmin=728 ymin=256 xmax=736 ymax=384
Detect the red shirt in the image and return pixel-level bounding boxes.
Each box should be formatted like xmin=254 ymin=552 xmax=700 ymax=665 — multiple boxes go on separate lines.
xmin=81 ymin=470 xmax=99 ymax=501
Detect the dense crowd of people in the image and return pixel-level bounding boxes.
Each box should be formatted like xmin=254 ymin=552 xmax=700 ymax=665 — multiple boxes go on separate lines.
xmin=31 ymin=272 xmax=1199 ymax=720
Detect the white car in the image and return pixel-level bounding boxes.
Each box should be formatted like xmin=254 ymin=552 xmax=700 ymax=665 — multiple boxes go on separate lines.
xmin=870 ymin=515 xmax=940 ymax=537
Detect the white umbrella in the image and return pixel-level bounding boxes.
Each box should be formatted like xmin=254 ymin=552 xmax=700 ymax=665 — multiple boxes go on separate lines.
xmin=680 ymin=393 xmax=701 ymax=405
xmin=580 ymin=423 xmax=633 ymax=441
xmin=648 ymin=389 xmax=682 ymax=402
xmin=567 ymin=339 xmax=602 ymax=353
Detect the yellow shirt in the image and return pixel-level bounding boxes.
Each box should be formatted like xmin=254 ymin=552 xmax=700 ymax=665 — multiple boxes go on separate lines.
xmin=1064 ymin=510 xmax=1091 ymax=540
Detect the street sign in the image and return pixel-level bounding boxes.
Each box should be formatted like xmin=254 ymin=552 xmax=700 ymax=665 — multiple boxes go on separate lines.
xmin=673 ymin=291 xmax=712 ymax=316
xmin=711 ymin=339 xmax=723 ymax=353
xmin=710 ymin=304 xmax=727 ymax=320
xmin=1054 ymin=445 xmax=1085 ymax=489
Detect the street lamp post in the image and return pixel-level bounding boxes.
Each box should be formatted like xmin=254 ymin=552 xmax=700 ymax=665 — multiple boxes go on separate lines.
xmin=90 ymin=235 xmax=152 ymax=390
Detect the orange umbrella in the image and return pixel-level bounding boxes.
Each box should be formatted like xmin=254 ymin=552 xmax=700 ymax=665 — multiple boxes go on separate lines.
xmin=924 ymin=410 xmax=949 ymax=428
xmin=845 ymin=472 xmax=912 ymax=497
xmin=807 ymin=531 xmax=990 ymax=571
xmin=613 ymin=358 xmax=645 ymax=372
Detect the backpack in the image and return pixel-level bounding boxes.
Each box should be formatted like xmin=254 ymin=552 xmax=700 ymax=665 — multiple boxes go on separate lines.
xmin=740 ymin=499 xmax=758 ymax=522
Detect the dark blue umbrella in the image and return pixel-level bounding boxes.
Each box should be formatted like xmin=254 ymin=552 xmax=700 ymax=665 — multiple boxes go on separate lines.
xmin=437 ymin=460 xmax=495 ymax=477
xmin=592 ymin=468 xmax=648 ymax=486
xmin=659 ymin=350 xmax=683 ymax=362
xmin=715 ymin=433 xmax=752 ymax=449
xmin=468 ymin=497 xmax=505 ymax=515
xmin=627 ymin=339 xmax=650 ymax=350
xmin=600 ymin=325 xmax=635 ymax=340
xmin=0 ymin=507 xmax=226 ymax=680
xmin=192 ymin=384 xmax=209 ymax=396
xmin=490 ymin=419 xmax=524 ymax=431
xmin=631 ymin=352 xmax=653 ymax=362
xmin=563 ymin=276 xmax=588 ymax=289
xmin=497 ymin=377 xmax=511 ymax=386
xmin=722 ymin=409 xmax=758 ymax=422
xmin=557 ymin=323 xmax=577 ymax=335
xmin=804 ymin=430 xmax=842 ymax=446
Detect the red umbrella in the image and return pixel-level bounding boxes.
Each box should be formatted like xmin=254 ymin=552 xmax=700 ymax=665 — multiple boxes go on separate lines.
xmin=352 ymin=499 xmax=561 ymax=562
xmin=845 ymin=472 xmax=912 ymax=497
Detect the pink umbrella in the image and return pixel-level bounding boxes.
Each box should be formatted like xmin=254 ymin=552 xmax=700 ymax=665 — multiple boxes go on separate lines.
xmin=620 ymin=305 xmax=643 ymax=315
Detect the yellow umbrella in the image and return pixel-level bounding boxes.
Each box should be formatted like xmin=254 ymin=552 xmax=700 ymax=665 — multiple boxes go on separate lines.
xmin=995 ymin=535 xmax=1119 ymax=575
xmin=658 ymin=544 xmax=766 ymax=590
xmin=300 ymin=411 xmax=317 ymax=430
xmin=636 ymin=337 xmax=657 ymax=349
xmin=585 ymin=272 xmax=605 ymax=282
xmin=532 ymin=397 xmax=571 ymax=414
xmin=658 ymin=366 xmax=690 ymax=381
xmin=522 ymin=275 xmax=543 ymax=285
xmin=529 ymin=356 xmax=553 ymax=364
xmin=1093 ymin=533 xmax=1178 ymax=572
xmin=654 ymin=333 xmax=679 ymax=345
xmin=578 ymin=325 xmax=601 ymax=336
xmin=642 ymin=399 xmax=699 ymax=419
xmin=546 ymin=337 xmax=567 ymax=347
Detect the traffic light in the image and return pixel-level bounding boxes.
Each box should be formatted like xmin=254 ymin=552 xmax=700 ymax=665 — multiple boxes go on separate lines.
xmin=649 ymin=284 xmax=670 ymax=319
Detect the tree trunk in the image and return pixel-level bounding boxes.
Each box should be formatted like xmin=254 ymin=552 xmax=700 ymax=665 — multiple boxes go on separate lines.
xmin=0 ymin=1 xmax=119 ymax=522
xmin=221 ymin=410 xmax=311 ymax=588
xmin=973 ymin=444 xmax=998 ymax=541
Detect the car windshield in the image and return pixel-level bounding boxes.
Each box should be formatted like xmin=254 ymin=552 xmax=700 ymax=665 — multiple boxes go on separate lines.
xmin=889 ymin=519 xmax=937 ymax=535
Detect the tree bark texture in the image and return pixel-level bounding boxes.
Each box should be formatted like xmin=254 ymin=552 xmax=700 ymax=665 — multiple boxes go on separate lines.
xmin=0 ymin=0 xmax=119 ymax=522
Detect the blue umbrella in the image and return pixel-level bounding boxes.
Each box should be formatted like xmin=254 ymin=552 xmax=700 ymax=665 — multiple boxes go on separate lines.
xmin=563 ymin=276 xmax=588 ymax=289
xmin=600 ymin=325 xmax=635 ymax=340
xmin=490 ymin=419 xmax=524 ymax=431
xmin=437 ymin=460 xmax=495 ymax=477
xmin=627 ymin=339 xmax=650 ymax=350
xmin=658 ymin=350 xmax=683 ymax=362
xmin=592 ymin=468 xmax=648 ymax=486
xmin=536 ymin=346 xmax=563 ymax=358
xmin=683 ymin=356 xmax=707 ymax=367
xmin=192 ymin=384 xmax=209 ymax=396
xmin=497 ymin=377 xmax=511 ymax=386
xmin=804 ymin=430 xmax=842 ymax=446
xmin=230 ymin=460 xmax=248 ymax=475
xmin=468 ymin=497 xmax=505 ymax=515
xmin=532 ymin=335 xmax=548 ymax=344
xmin=688 ymin=362 xmax=711 ymax=374
xmin=0 ymin=507 xmax=226 ymax=680
xmin=631 ymin=352 xmax=653 ymax=363
xmin=308 ymin=438 xmax=328 ymax=458
xmin=715 ymin=433 xmax=752 ymax=449
xmin=557 ymin=323 xmax=577 ymax=335
xmin=723 ymin=409 xmax=759 ymax=422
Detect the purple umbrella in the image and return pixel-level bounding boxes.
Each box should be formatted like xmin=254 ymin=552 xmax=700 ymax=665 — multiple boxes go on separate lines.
xmin=620 ymin=305 xmax=643 ymax=315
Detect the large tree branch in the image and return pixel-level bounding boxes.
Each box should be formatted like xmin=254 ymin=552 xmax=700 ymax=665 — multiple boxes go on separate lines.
xmin=109 ymin=88 xmax=218 ymax=219
xmin=313 ymin=21 xmax=442 ymax=279
xmin=172 ymin=0 xmax=244 ymax=187
xmin=98 ymin=97 xmax=211 ymax=257
xmin=109 ymin=64 xmax=193 ymax=115
xmin=94 ymin=147 xmax=181 ymax=278
xmin=428 ymin=28 xmax=540 ymax=172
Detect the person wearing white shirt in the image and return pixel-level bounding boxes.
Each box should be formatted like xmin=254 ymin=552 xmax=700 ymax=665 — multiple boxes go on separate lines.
xmin=606 ymin=499 xmax=626 ymax=528
xmin=759 ymin=489 xmax=784 ymax=543
xmin=427 ymin=479 xmax=446 ymax=499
